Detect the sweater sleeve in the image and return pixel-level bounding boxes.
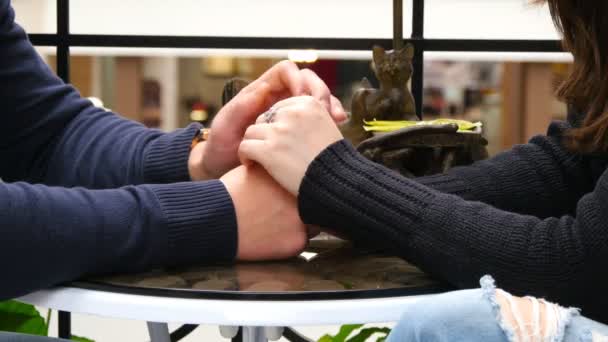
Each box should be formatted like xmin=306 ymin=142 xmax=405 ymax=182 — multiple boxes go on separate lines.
xmin=0 ymin=180 xmax=237 ymax=300
xmin=414 ymin=121 xmax=594 ymax=218
xmin=298 ymin=140 xmax=608 ymax=322
xmin=0 ymin=0 xmax=196 ymax=188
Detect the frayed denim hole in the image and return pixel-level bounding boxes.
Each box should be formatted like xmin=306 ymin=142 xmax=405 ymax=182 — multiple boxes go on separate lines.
xmin=480 ymin=275 xmax=518 ymax=342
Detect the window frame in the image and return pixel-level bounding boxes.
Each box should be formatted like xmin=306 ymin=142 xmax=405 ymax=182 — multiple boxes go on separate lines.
xmin=28 ymin=0 xmax=562 ymax=116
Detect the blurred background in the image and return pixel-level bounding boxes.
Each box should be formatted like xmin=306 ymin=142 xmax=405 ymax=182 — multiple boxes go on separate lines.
xmin=16 ymin=0 xmax=571 ymax=157
xmin=12 ymin=0 xmax=572 ymax=340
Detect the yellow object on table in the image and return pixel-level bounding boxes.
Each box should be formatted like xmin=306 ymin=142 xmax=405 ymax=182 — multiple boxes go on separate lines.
xmin=363 ymin=119 xmax=482 ymax=133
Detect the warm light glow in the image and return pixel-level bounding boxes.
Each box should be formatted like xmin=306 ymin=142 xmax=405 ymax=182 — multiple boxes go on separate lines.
xmin=88 ymin=97 xmax=107 ymax=110
xmin=288 ymin=50 xmax=319 ymax=63
xmin=190 ymin=109 xmax=208 ymax=122
xmin=202 ymin=56 xmax=235 ymax=76
xmin=300 ymin=252 xmax=318 ymax=261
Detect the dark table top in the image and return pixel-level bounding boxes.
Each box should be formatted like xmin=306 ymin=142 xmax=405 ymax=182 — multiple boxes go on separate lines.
xmin=73 ymin=239 xmax=450 ymax=300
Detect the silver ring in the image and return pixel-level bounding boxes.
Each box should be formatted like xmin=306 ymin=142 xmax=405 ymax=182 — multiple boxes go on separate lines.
xmin=263 ymin=107 xmax=277 ymax=123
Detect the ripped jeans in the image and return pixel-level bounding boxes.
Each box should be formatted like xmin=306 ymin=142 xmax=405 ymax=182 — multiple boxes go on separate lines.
xmin=387 ymin=276 xmax=608 ymax=342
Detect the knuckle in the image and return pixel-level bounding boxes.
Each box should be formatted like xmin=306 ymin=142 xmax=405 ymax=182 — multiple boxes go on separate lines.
xmin=238 ymin=142 xmax=252 ymax=157
xmin=300 ymin=68 xmax=313 ymax=76
xmin=258 ymin=80 xmax=271 ymax=92
xmin=238 ymin=142 xmax=249 ymax=154
xmin=277 ymin=60 xmax=296 ymax=71
xmin=290 ymin=107 xmax=305 ymax=119
xmin=274 ymin=123 xmax=290 ymax=134
xmin=303 ymin=96 xmax=317 ymax=107
xmin=266 ymin=138 xmax=280 ymax=150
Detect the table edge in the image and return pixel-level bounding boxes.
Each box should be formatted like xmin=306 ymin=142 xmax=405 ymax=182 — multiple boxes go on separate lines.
xmin=18 ymin=286 xmax=446 ymax=326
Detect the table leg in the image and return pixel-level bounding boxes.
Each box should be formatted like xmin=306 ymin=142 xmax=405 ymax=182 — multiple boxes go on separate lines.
xmin=220 ymin=326 xmax=240 ymax=339
xmin=147 ymin=322 xmax=171 ymax=342
xmin=264 ymin=327 xmax=284 ymax=341
xmin=58 ymin=311 xmax=71 ymax=339
xmin=231 ymin=327 xmax=243 ymax=342
xmin=242 ymin=327 xmax=266 ymax=342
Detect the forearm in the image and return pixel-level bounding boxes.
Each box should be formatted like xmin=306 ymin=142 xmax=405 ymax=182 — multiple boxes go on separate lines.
xmin=0 ymin=180 xmax=237 ymax=299
xmin=43 ymin=108 xmax=202 ymax=188
xmin=415 ymin=121 xmax=592 ymax=218
xmin=299 ymin=141 xmax=607 ymax=317
xmin=0 ymin=1 xmax=197 ymax=187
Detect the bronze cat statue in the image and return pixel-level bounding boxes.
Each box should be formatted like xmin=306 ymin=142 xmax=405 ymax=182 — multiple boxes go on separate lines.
xmin=341 ymin=44 xmax=418 ymax=145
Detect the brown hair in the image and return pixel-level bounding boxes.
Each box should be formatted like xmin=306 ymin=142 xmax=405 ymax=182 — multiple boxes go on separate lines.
xmin=535 ymin=0 xmax=608 ymax=153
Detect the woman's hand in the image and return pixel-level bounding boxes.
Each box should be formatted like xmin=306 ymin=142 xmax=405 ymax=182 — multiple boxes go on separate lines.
xmin=189 ymin=62 xmax=346 ymax=181
xmin=238 ymin=96 xmax=344 ymax=195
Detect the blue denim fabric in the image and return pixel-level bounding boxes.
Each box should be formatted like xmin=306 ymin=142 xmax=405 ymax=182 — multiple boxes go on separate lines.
xmin=387 ymin=286 xmax=608 ymax=342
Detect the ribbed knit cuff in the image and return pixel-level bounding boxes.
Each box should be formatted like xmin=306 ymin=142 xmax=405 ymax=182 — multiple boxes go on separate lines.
xmin=143 ymin=123 xmax=202 ymax=184
xmin=152 ymin=180 xmax=237 ymax=266
xmin=416 ymin=172 xmax=471 ymax=197
xmin=298 ymin=140 xmax=436 ymax=245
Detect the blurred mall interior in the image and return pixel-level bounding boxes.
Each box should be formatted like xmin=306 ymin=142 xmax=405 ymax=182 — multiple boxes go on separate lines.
xmin=14 ymin=0 xmax=572 ymax=157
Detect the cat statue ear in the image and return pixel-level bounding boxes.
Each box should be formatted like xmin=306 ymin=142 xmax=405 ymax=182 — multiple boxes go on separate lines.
xmin=373 ymin=46 xmax=386 ymax=62
xmin=404 ymin=43 xmax=415 ymax=59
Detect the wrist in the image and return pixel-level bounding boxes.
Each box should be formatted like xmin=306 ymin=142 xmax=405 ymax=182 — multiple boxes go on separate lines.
xmin=144 ymin=124 xmax=202 ymax=184
xmin=188 ymin=141 xmax=213 ymax=181
xmin=219 ymin=169 xmax=246 ymax=259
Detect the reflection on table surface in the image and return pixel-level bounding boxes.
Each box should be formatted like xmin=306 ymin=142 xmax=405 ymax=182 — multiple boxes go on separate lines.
xmin=87 ymin=239 xmax=439 ymax=294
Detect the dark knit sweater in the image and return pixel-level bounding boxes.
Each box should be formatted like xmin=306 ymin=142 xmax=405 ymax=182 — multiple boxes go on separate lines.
xmin=0 ymin=0 xmax=237 ymax=299
xmin=299 ymin=116 xmax=608 ymax=323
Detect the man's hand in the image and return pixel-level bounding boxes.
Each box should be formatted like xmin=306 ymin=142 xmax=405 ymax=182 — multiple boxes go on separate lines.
xmin=189 ymin=61 xmax=347 ymax=181
xmin=220 ymin=165 xmax=309 ymax=261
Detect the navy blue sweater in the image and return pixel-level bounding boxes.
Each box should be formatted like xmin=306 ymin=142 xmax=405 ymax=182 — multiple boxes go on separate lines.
xmin=300 ymin=117 xmax=608 ymax=322
xmin=0 ymin=0 xmax=237 ymax=299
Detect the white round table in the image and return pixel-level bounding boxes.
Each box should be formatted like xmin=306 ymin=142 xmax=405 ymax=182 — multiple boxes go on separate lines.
xmin=18 ymin=241 xmax=449 ymax=342
xmin=18 ymin=286 xmax=438 ymax=342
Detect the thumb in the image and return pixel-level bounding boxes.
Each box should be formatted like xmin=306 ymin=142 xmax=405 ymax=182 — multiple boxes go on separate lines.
xmin=330 ymin=96 xmax=348 ymax=123
xmin=223 ymin=82 xmax=273 ymax=132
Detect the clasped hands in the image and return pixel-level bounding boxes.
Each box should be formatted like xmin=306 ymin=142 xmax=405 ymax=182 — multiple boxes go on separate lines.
xmin=187 ymin=61 xmax=346 ymax=261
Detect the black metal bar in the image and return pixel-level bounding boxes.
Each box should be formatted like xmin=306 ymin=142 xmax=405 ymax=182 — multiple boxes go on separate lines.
xmin=65 ymin=35 xmax=389 ymax=50
xmin=27 ymin=34 xmax=59 ymax=46
xmin=169 ymin=324 xmax=199 ymax=342
xmin=56 ymin=0 xmax=71 ymax=329
xmin=411 ymin=0 xmax=425 ymax=118
xmin=412 ymin=44 xmax=424 ymax=119
xmin=58 ymin=311 xmax=71 ymax=339
xmin=423 ymin=39 xmax=562 ymax=52
xmin=231 ymin=327 xmax=243 ymax=342
xmin=56 ymin=0 xmax=70 ymax=82
xmin=412 ymin=0 xmax=425 ymax=38
xmin=56 ymin=0 xmax=71 ymax=333
xmin=283 ymin=327 xmax=314 ymax=342
xmin=28 ymin=34 xmax=563 ymax=53
xmin=394 ymin=0 xmax=404 ymax=50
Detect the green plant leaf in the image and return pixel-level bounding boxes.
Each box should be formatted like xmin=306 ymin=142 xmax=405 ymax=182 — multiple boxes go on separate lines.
xmin=71 ymin=335 xmax=95 ymax=342
xmin=346 ymin=327 xmax=391 ymax=342
xmin=318 ymin=324 xmax=364 ymax=342
xmin=334 ymin=324 xmax=364 ymax=341
xmin=0 ymin=300 xmax=48 ymax=336
xmin=318 ymin=335 xmax=334 ymax=342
